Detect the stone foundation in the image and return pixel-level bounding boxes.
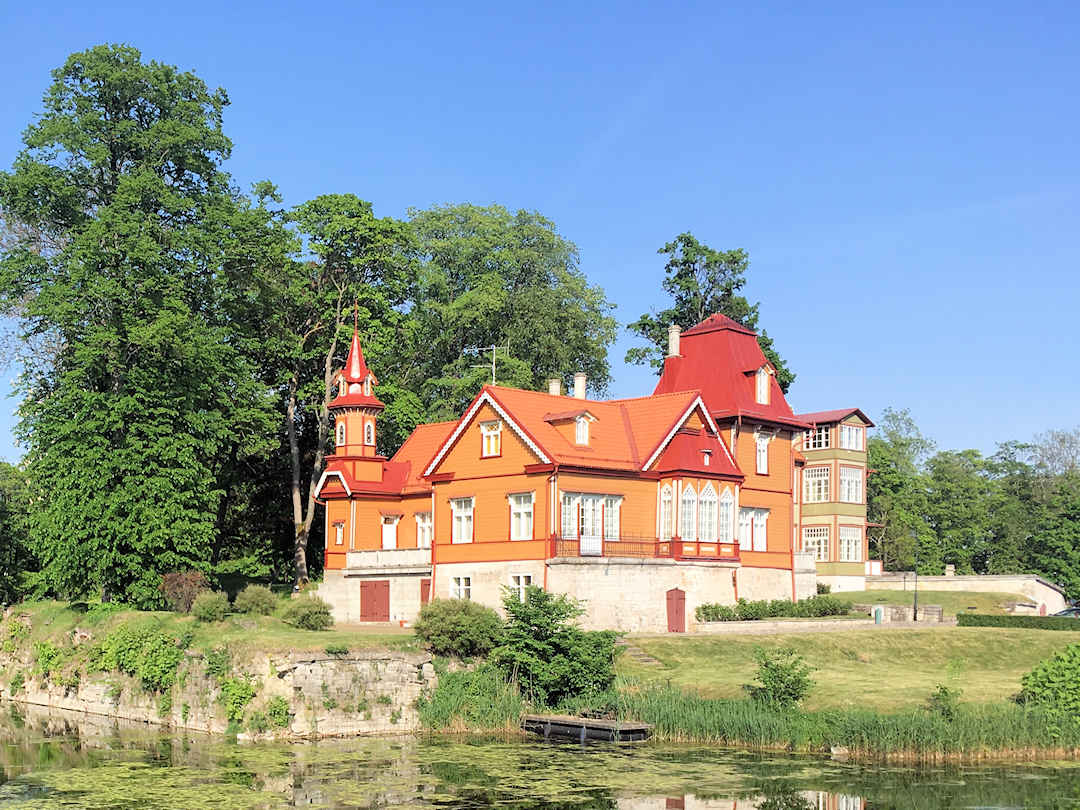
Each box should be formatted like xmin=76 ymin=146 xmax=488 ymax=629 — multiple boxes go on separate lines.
xmin=318 ymin=569 xmax=429 ymax=626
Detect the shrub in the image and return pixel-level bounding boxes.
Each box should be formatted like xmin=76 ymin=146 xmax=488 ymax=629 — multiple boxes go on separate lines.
xmin=247 ymin=711 xmax=269 ymax=733
xmin=205 ymin=646 xmax=231 ymax=681
xmin=414 ymin=599 xmax=502 ymax=657
xmin=325 ymin=643 xmax=348 ymax=657
xmin=491 ymin=586 xmax=617 ymax=707
xmin=743 ymin=647 xmax=814 ymax=709
xmin=220 ymin=676 xmax=257 ymax=723
xmin=191 ymin=591 xmax=229 ymax=623
xmin=267 ymin=696 xmax=290 ymax=728
xmin=91 ymin=621 xmax=185 ymax=693
xmin=816 ymin=582 xmax=832 ymax=594
xmin=159 ymin=571 xmax=209 ymax=613
xmin=695 ymin=595 xmax=851 ymax=623
xmin=1020 ymin=643 xmax=1080 ymax=721
xmin=958 ymin=614 xmax=1080 ymax=630
xmin=735 ymin=598 xmax=769 ymax=621
xmin=9 ymin=672 xmax=24 ymax=694
xmin=926 ymin=683 xmax=962 ymax=721
xmin=233 ymin=585 xmax=278 ymax=616
xmin=279 ymin=595 xmax=333 ymax=630
xmin=695 ymin=603 xmax=737 ymax=622
xmin=33 ymin=641 xmax=64 ymax=683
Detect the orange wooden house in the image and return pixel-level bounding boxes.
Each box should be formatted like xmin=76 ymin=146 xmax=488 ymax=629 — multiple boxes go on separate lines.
xmin=316 ymin=313 xmax=823 ymax=632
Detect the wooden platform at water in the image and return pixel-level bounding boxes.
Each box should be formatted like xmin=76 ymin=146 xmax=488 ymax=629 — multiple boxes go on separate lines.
xmin=522 ymin=713 xmax=652 ymax=742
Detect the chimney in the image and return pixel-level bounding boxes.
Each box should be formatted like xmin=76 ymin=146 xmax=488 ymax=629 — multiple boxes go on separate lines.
xmin=547 ymin=378 xmax=562 ymax=396
xmin=573 ymin=372 xmax=587 ymax=400
xmin=667 ymin=323 xmax=681 ymax=357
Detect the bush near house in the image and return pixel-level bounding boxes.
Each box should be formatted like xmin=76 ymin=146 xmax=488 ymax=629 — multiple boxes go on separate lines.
xmin=742 ymin=647 xmax=815 ymax=709
xmin=1020 ymin=643 xmax=1080 ymax=720
xmin=695 ymin=595 xmax=852 ymax=623
xmin=191 ymin=591 xmax=229 ymax=623
xmin=958 ymin=614 xmax=1080 ymax=630
xmin=233 ymin=585 xmax=278 ymax=616
xmin=279 ymin=595 xmax=333 ymax=630
xmin=414 ymin=599 xmax=503 ymax=657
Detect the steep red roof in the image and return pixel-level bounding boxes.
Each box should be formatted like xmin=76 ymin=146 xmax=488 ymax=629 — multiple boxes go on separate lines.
xmin=651 ymin=429 xmax=742 ymax=477
xmin=342 ymin=327 xmax=375 ymax=385
xmin=320 ymin=420 xmax=456 ymax=498
xmin=655 ymin=313 xmax=809 ymax=430
xmin=328 ymin=326 xmax=384 ymax=410
xmin=795 ymin=408 xmax=874 ymax=427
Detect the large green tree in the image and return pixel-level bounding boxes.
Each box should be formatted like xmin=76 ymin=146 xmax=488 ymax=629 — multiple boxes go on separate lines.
xmin=626 ymin=232 xmax=795 ymax=391
xmin=0 ymin=45 xmax=281 ymax=605
xmin=408 ymin=204 xmax=617 ymax=418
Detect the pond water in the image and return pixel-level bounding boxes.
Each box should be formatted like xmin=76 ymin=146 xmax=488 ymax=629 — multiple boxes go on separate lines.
xmin=0 ymin=703 xmax=1077 ymax=808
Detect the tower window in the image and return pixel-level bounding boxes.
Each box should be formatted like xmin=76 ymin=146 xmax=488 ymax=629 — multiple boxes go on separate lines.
xmin=335 ymin=421 xmax=346 ymax=447
xmin=755 ymin=367 xmax=770 ymax=405
xmin=364 ymin=421 xmax=375 ymax=446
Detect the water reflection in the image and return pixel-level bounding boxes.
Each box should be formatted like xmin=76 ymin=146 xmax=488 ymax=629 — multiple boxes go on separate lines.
xmin=0 ymin=702 xmax=1075 ymax=809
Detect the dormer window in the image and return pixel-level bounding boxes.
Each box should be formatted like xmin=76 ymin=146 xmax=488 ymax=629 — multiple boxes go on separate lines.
xmin=338 ymin=379 xmax=346 ymax=397
xmin=575 ymin=415 xmax=589 ymax=445
xmin=363 ymin=377 xmax=371 ymax=396
xmin=702 ymin=450 xmax=712 ymax=467
xmin=335 ymin=421 xmax=346 ymax=447
xmin=755 ymin=367 xmax=770 ymax=405
xmin=480 ymin=420 xmax=502 ymax=457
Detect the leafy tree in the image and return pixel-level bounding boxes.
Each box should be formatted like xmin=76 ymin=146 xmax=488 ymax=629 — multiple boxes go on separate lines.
xmin=0 ymin=463 xmax=34 ymax=602
xmin=408 ymin=204 xmax=617 ymax=417
xmin=924 ymin=449 xmax=994 ymax=574
xmin=0 ymin=44 xmax=281 ymax=605
xmin=625 ymin=232 xmax=794 ymax=391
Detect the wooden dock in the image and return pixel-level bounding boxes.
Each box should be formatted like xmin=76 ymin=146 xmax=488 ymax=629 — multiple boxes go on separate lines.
xmin=522 ymin=713 xmax=653 ymax=743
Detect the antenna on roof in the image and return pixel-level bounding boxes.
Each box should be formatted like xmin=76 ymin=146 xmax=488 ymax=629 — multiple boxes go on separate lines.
xmin=463 ymin=340 xmax=511 ymax=385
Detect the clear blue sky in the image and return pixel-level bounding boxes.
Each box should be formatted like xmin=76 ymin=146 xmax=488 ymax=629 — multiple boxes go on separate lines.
xmin=2 ymin=0 xmax=1078 ymax=460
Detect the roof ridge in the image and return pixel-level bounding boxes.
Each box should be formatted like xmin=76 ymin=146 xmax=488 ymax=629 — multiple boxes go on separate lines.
xmin=605 ymin=390 xmax=698 ymax=404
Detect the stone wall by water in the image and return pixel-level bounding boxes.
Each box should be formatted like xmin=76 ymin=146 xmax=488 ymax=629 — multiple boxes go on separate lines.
xmin=0 ymin=644 xmax=435 ymax=740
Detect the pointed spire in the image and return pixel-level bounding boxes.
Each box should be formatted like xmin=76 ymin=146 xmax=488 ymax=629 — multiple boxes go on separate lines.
xmin=341 ymin=303 xmax=378 ymax=386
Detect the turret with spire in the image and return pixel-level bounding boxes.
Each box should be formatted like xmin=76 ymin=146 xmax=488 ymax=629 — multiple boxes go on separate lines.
xmin=328 ymin=307 xmax=384 ymax=461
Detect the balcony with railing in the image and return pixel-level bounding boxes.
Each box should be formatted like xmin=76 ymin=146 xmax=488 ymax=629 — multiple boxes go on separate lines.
xmin=550 ymin=534 xmax=739 ymax=562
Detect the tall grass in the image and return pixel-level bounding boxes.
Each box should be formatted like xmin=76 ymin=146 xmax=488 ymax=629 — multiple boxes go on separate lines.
xmin=416 ymin=662 xmax=525 ymax=733
xmin=616 ymin=680 xmax=1080 ymax=760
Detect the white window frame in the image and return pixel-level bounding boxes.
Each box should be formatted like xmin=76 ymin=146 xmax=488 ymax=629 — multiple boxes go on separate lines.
xmin=802 ymin=526 xmax=829 ymax=561
xmin=755 ymin=434 xmax=769 ymax=475
xmin=335 ymin=421 xmax=346 ymax=447
xmin=718 ymin=488 xmax=734 ymax=543
xmin=603 ymin=496 xmax=621 ymax=541
xmin=450 ymin=497 xmax=474 ymax=544
xmin=333 ymin=522 xmax=344 ymax=546
xmin=509 ymin=573 xmax=533 ymax=602
xmin=698 ymin=483 xmax=718 ymax=542
xmin=415 ymin=512 xmax=432 ymax=549
xmin=480 ymin=420 xmax=501 ymax=457
xmin=805 ymin=426 xmax=831 ymax=450
xmin=738 ymin=507 xmax=753 ymax=551
xmin=755 ymin=367 xmax=770 ymax=405
xmin=803 ymin=466 xmax=830 ymax=503
xmin=451 ymin=576 xmax=472 ymax=600
xmin=364 ymin=421 xmax=375 ymax=446
xmin=508 ymin=492 xmax=534 ymax=541
xmin=575 ymin=415 xmax=589 ymax=445
xmin=660 ymin=484 xmax=674 ymax=541
xmin=679 ymin=484 xmax=697 ymax=541
xmin=839 ymin=466 xmax=863 ymax=503
xmin=752 ymin=509 xmax=768 ymax=552
xmin=561 ymin=492 xmax=577 ymax=538
xmin=839 ymin=424 xmax=864 ymax=451
xmin=737 ymin=507 xmax=768 ymax=551
xmin=839 ymin=526 xmax=862 ymax=562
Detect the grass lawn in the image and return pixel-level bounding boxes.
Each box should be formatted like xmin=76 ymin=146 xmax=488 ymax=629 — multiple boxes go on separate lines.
xmin=619 ymin=627 xmax=1080 ymax=711
xmin=11 ymin=600 xmax=418 ymax=656
xmin=841 ymin=589 xmax=1029 ymax=616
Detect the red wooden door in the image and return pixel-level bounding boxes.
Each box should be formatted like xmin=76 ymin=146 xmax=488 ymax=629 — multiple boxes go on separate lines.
xmin=360 ymin=580 xmax=390 ymax=622
xmin=666 ymin=588 xmax=685 ymax=633
xmin=420 ymin=578 xmax=431 ymax=605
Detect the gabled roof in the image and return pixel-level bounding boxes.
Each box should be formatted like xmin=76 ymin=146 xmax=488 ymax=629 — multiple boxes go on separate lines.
xmin=423 ymin=385 xmax=737 ymax=477
xmin=795 ymin=408 xmax=875 ymax=428
xmin=655 ymin=313 xmax=810 ymax=430
xmin=651 ymin=429 xmax=742 ymax=478
xmin=392 ymin=421 xmax=457 ymax=492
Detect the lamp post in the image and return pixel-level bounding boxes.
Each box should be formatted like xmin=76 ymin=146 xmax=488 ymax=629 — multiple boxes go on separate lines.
xmin=912 ymin=530 xmax=920 ymax=623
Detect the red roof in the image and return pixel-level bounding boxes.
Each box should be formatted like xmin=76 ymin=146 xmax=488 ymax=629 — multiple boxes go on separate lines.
xmin=655 ymin=313 xmax=809 ymax=429
xmin=342 ymin=326 xmax=375 ymax=385
xmin=795 ymin=408 xmax=874 ymax=427
xmin=328 ymin=326 xmax=384 ymax=410
xmin=651 ymin=429 xmax=742 ymax=477
xmin=320 ymin=420 xmax=456 ymax=498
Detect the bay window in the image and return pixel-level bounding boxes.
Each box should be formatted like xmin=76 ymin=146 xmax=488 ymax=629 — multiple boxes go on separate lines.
xmin=839 ymin=424 xmax=864 ymax=450
xmin=803 ymin=466 xmax=830 ymax=503
xmin=802 ymin=526 xmax=829 ymax=561
xmin=839 ymin=526 xmax=862 ymax=561
xmin=679 ymin=485 xmax=697 ymax=541
xmin=839 ymin=467 xmax=863 ymax=503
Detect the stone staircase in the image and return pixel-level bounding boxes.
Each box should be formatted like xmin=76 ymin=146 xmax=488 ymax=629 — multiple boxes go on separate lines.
xmin=615 ymin=639 xmax=662 ymax=666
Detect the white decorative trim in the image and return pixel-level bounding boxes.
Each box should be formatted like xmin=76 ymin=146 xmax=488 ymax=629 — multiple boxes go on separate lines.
xmin=315 ymin=469 xmax=352 ymax=498
xmin=423 ymin=390 xmax=551 ymax=476
xmin=642 ymin=396 xmax=732 ymax=471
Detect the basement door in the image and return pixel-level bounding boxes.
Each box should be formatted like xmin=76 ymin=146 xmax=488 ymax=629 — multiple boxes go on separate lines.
xmin=666 ymin=587 xmax=685 ymax=633
xmin=360 ymin=580 xmax=390 ymax=622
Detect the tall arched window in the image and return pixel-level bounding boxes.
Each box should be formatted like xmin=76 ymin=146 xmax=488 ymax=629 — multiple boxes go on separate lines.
xmin=756 ymin=367 xmax=770 ymax=405
xmin=335 ymin=421 xmax=346 ymax=447
xmin=718 ymin=489 xmax=734 ymax=543
xmin=680 ymin=484 xmax=697 ymax=541
xmin=364 ymin=421 xmax=375 ymax=446
xmin=698 ymin=483 xmax=718 ymax=542
xmin=659 ymin=485 xmax=673 ymax=541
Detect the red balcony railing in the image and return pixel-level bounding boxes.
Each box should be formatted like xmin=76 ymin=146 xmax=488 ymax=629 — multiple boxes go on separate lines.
xmin=550 ymin=536 xmax=738 ymax=562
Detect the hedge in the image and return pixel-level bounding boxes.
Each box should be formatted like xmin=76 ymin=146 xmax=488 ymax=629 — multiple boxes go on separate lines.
xmin=957 ymin=613 xmax=1080 ymax=630
xmin=695 ymin=594 xmax=852 ymax=623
